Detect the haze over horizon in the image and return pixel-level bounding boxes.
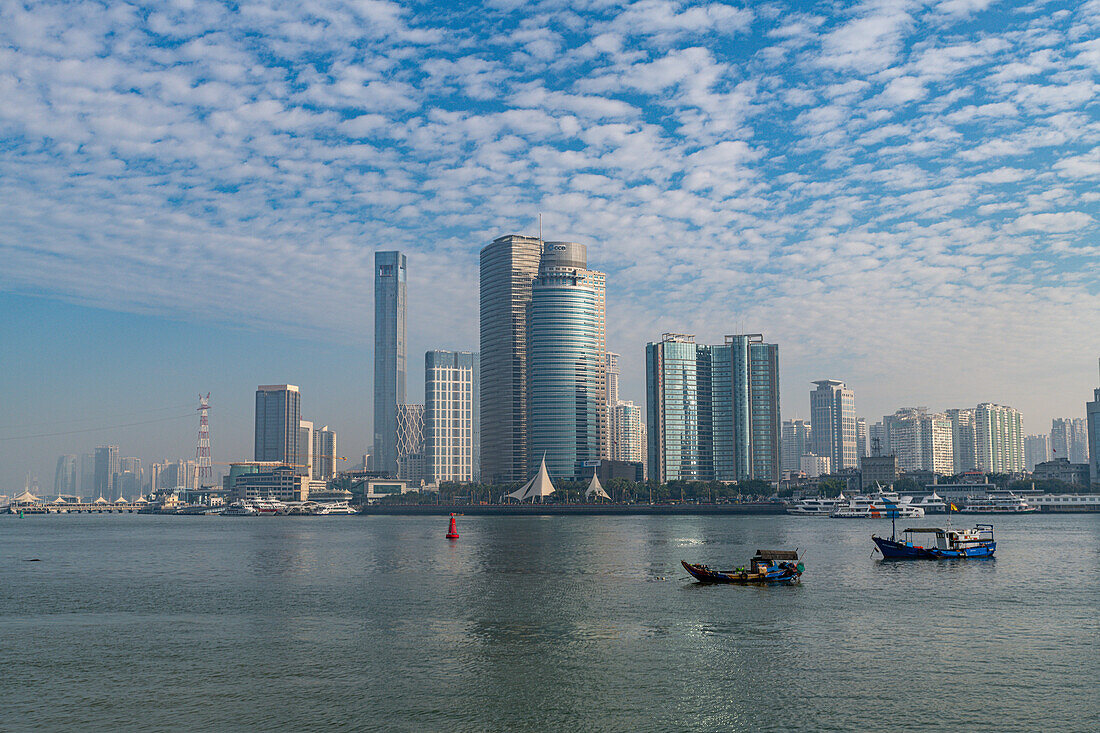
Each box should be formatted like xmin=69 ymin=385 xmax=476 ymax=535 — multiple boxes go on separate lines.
xmin=2 ymin=0 xmax=1099 ymax=490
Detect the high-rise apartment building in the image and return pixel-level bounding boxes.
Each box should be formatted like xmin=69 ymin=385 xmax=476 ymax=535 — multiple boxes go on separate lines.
xmin=856 ymin=417 xmax=868 ymax=458
xmin=255 ymin=385 xmax=301 ymax=464
xmin=1051 ymin=418 xmax=1089 ymax=463
xmin=646 ymin=334 xmax=713 ymax=483
xmin=810 ymin=380 xmax=856 ymax=470
xmin=527 ymin=242 xmax=607 ymax=480
xmin=312 ymin=426 xmax=337 ymax=480
xmin=710 ymin=334 xmax=781 ymax=483
xmin=613 ymin=400 xmax=645 ymax=466
xmin=946 ymin=408 xmax=977 ymax=473
xmin=425 ymin=350 xmax=479 ymax=483
xmin=1024 ymin=434 xmax=1050 ymax=471
xmin=606 ymin=352 xmax=620 ymax=459
xmin=94 ymin=445 xmax=119 ymax=499
xmin=374 ymin=251 xmax=407 ymax=477
xmin=974 ymin=403 xmax=1024 ymax=473
xmin=479 ymin=234 xmax=542 ymax=484
xmin=881 ymin=408 xmax=953 ymax=475
xmin=781 ymin=419 xmax=812 ymax=472
xmin=54 ymin=455 xmax=77 ymax=495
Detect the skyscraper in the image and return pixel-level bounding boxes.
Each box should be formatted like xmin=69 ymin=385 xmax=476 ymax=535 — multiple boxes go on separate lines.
xmin=374 ymin=251 xmax=407 ymax=477
xmin=947 ymin=408 xmax=977 ymax=473
xmin=94 ymin=445 xmax=119 ymax=500
xmin=1024 ymin=434 xmax=1050 ymax=471
xmin=527 ymin=242 xmax=607 ymax=480
xmin=606 ymin=352 xmax=620 ymax=459
xmin=646 ymin=334 xmax=713 ymax=483
xmin=425 ymin=350 xmax=480 ymax=483
xmin=479 ymin=234 xmax=542 ymax=484
xmin=613 ymin=400 xmax=645 ymax=465
xmin=810 ymin=380 xmax=856 ymax=470
xmin=54 ymin=455 xmax=77 ymax=495
xmin=781 ymin=420 xmax=811 ymax=472
xmin=312 ymin=426 xmax=337 ymax=480
xmin=710 ymin=334 xmax=781 ymax=483
xmin=255 ymin=385 xmax=301 ymax=464
xmin=298 ymin=419 xmax=314 ymax=478
xmin=856 ymin=417 xmax=868 ymax=458
xmin=396 ymin=403 xmax=424 ymax=482
xmin=1051 ymin=417 xmax=1089 ymax=463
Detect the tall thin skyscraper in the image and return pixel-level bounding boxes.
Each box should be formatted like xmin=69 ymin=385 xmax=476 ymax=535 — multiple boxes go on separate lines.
xmin=614 ymin=401 xmax=645 ymax=465
xmin=396 ymin=403 xmax=424 ymax=481
xmin=710 ymin=334 xmax=781 ymax=483
xmin=1087 ymin=362 xmax=1100 ymax=485
xmin=810 ymin=380 xmax=856 ymax=471
xmin=527 ymin=242 xmax=607 ymax=480
xmin=479 ymin=234 xmax=542 ymax=484
xmin=374 ymin=251 xmax=407 ymax=477
xmin=606 ymin=352 xmax=620 ymax=459
xmin=54 ymin=455 xmax=77 ymax=495
xmin=425 ymin=350 xmax=480 ymax=483
xmin=646 ymin=334 xmax=713 ymax=483
xmin=255 ymin=385 xmax=301 ymax=464
xmin=312 ymin=426 xmax=337 ymax=480
xmin=974 ymin=403 xmax=1024 ymax=473
xmin=856 ymin=417 xmax=868 ymax=458
xmin=781 ymin=420 xmax=811 ymax=473
xmin=298 ymin=419 xmax=314 ymax=478
xmin=94 ymin=445 xmax=119 ymax=499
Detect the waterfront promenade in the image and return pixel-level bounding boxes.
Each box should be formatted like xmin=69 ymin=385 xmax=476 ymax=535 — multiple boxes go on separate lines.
xmin=358 ymin=502 xmax=787 ymax=516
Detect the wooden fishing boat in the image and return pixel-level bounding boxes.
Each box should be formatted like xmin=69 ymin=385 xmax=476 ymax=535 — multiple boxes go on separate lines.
xmin=682 ymin=550 xmax=803 ymax=585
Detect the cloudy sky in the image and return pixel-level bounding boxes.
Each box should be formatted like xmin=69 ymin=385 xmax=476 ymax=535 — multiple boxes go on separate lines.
xmin=2 ymin=0 xmax=1099 ymax=489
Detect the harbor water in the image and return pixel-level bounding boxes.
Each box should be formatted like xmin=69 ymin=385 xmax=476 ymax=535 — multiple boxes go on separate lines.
xmin=2 ymin=513 xmax=1098 ymax=731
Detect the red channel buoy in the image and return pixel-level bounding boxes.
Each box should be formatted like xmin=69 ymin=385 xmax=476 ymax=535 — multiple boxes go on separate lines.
xmin=446 ymin=513 xmax=459 ymax=540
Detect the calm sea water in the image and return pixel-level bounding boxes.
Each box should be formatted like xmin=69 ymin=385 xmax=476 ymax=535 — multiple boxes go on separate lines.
xmin=2 ymin=513 xmax=1098 ymax=732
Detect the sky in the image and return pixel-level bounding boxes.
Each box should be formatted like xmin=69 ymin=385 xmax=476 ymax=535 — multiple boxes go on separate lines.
xmin=1 ymin=0 xmax=1099 ymax=491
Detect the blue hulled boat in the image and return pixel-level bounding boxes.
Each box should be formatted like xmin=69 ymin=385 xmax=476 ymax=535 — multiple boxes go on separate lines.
xmin=873 ymin=523 xmax=995 ymax=560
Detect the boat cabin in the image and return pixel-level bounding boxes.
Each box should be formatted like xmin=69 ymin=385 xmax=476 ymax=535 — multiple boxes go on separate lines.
xmin=751 ymin=550 xmax=799 ymax=572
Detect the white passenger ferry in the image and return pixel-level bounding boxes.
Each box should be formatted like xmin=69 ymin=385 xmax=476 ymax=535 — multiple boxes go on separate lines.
xmin=959 ymin=492 xmax=1036 ymax=513
xmin=831 ymin=491 xmax=924 ymax=519
xmin=786 ymin=494 xmax=846 ymax=516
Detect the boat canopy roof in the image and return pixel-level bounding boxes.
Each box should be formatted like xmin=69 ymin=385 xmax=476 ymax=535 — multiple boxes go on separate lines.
xmin=902 ymin=527 xmax=945 ymax=533
xmin=754 ymin=550 xmax=798 ymax=560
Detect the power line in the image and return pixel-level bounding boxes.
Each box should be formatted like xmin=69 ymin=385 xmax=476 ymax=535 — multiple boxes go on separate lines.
xmin=0 ymin=403 xmax=195 ymax=431
xmin=0 ymin=413 xmax=195 ymax=441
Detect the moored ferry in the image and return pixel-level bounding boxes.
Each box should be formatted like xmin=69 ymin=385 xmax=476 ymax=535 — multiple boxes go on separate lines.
xmin=220 ymin=501 xmax=258 ymax=516
xmin=873 ymin=523 xmax=995 ymax=559
xmin=958 ymin=492 xmax=1036 ymax=513
xmin=786 ymin=494 xmax=845 ymax=516
xmin=831 ymin=491 xmax=924 ymax=518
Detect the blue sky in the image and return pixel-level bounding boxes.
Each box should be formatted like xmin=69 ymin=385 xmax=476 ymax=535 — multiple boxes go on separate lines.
xmin=1 ymin=0 xmax=1099 ymax=490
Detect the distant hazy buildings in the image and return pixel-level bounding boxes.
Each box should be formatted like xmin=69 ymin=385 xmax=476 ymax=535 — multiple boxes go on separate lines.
xmin=1087 ymin=373 xmax=1100 ymax=485
xmin=54 ymin=454 xmax=77 ymax=495
xmin=781 ymin=419 xmax=811 ymax=473
xmin=480 ymin=234 xmax=542 ymax=484
xmin=1050 ymin=418 xmax=1088 ymax=463
xmin=527 ymin=242 xmax=607 ymax=480
xmin=374 ymin=251 xmax=407 ymax=477
xmin=800 ymin=454 xmax=831 ymax=478
xmin=94 ymin=445 xmax=119 ymax=500
xmin=255 ymin=385 xmax=300 ymax=465
xmin=947 ymin=408 xmax=977 ymax=473
xmin=856 ymin=417 xmax=868 ymax=458
xmin=425 ymin=350 xmax=479 ymax=483
xmin=312 ymin=426 xmax=337 ymax=480
xmin=1024 ymin=434 xmax=1050 ymax=471
xmin=810 ymin=380 xmax=856 ymax=470
xmin=151 ymin=459 xmax=198 ymax=490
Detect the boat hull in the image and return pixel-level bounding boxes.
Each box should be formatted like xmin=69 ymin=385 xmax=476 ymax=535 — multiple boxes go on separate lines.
xmin=681 ymin=560 xmax=801 ymax=585
xmin=873 ymin=536 xmax=995 ymax=559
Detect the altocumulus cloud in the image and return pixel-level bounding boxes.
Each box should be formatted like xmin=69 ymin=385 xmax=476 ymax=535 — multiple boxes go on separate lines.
xmin=0 ymin=0 xmax=1099 ymax=420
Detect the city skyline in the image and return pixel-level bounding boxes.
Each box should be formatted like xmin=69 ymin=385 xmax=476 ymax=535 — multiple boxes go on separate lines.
xmin=3 ymin=0 xmax=1100 ymax=488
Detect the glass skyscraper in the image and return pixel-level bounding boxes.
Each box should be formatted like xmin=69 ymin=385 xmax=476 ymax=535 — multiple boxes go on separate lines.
xmin=425 ymin=350 xmax=480 ymax=483
xmin=810 ymin=379 xmax=857 ymax=470
xmin=479 ymin=235 xmax=542 ymax=484
xmin=255 ymin=384 xmax=301 ymax=464
xmin=374 ymin=250 xmax=407 ymax=477
xmin=710 ymin=334 xmax=781 ymax=483
xmin=646 ymin=335 xmax=712 ymax=483
xmin=527 ymin=242 xmax=607 ymax=480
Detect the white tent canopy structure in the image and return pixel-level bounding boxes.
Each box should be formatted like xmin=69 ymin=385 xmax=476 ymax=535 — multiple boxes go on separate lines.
xmin=585 ymin=473 xmax=610 ymax=501
xmin=506 ymin=454 xmax=557 ymax=502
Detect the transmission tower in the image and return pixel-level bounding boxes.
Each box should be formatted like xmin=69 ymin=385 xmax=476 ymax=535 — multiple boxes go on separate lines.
xmin=196 ymin=393 xmax=212 ymax=485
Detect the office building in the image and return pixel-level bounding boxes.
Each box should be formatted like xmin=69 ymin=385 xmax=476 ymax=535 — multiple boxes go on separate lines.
xmin=856 ymin=417 xmax=868 ymax=458
xmin=374 ymin=250 xmax=407 ymax=476
xmin=869 ymin=422 xmax=885 ymax=455
xmin=800 ymin=454 xmax=831 ymax=478
xmin=1024 ymin=434 xmax=1049 ymax=471
xmin=79 ymin=453 xmax=95 ymax=495
xmin=646 ymin=334 xmax=713 ymax=483
xmin=255 ymin=385 xmax=301 ymax=464
xmin=396 ymin=403 xmax=424 ymax=481
xmin=1032 ymin=458 xmax=1090 ymax=485
xmin=781 ymin=419 xmax=812 ymax=472
xmin=810 ymin=380 xmax=856 ymax=470
xmin=94 ymin=445 xmax=119 ymax=499
xmin=1088 ymin=366 xmax=1100 ymax=485
xmin=527 ymin=242 xmax=607 ymax=480
xmin=233 ymin=465 xmax=308 ymax=502
xmin=54 ymin=455 xmax=78 ymax=496
xmin=613 ymin=400 xmax=645 ymax=465
xmin=479 ymin=234 xmax=542 ymax=483
xmin=861 ymin=454 xmax=899 ymax=490
xmin=298 ymin=420 xmax=314 ymax=478
xmin=974 ymin=403 xmax=1024 ymax=473
xmin=312 ymin=426 xmax=337 ymax=480
xmin=606 ymin=352 xmax=620 ymax=459
xmin=710 ymin=334 xmax=781 ymax=483
xmin=425 ymin=350 xmax=480 ymax=483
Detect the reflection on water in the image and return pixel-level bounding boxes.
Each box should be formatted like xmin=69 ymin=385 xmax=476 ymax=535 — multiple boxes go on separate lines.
xmin=1 ymin=513 xmax=1098 ymax=731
